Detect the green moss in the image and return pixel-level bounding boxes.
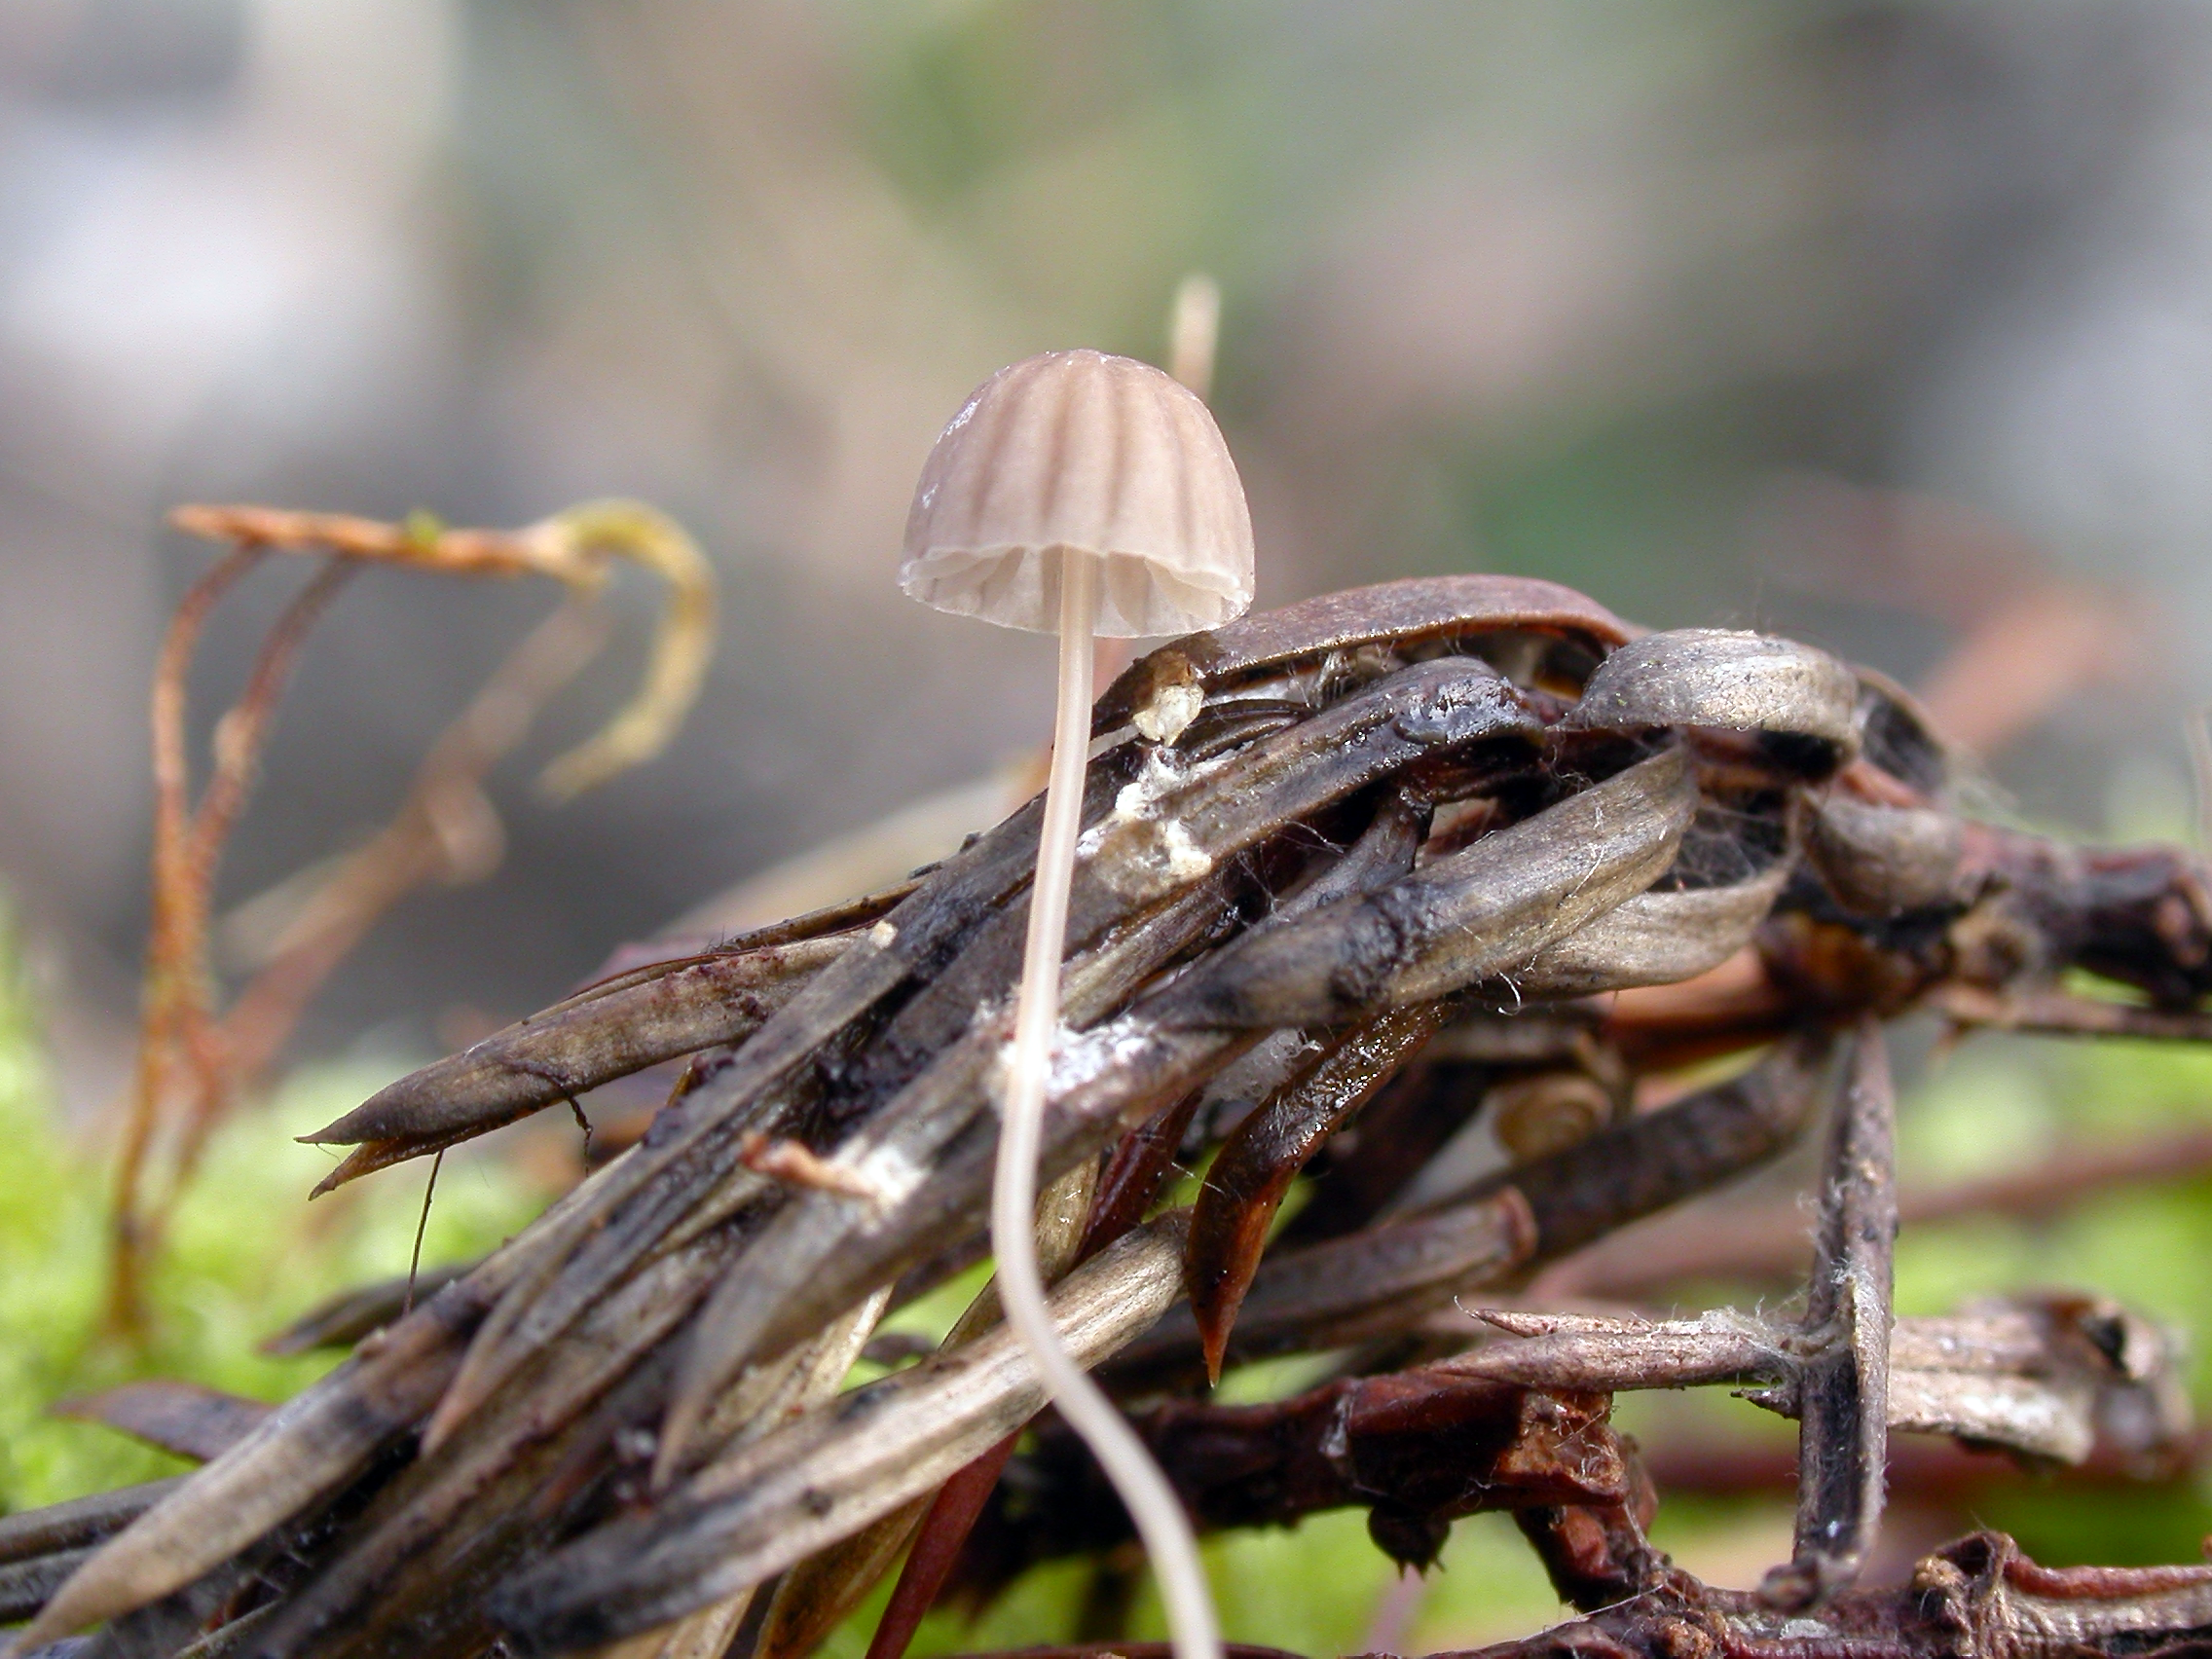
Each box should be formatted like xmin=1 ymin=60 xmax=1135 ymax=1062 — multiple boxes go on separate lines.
xmin=0 ymin=908 xmax=543 ymax=1515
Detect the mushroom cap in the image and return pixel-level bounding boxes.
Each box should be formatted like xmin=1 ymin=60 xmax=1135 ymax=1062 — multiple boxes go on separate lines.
xmin=901 ymin=350 xmax=1256 ymax=639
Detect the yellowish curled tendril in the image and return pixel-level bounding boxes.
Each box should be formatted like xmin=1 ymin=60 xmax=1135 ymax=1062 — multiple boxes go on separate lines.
xmin=525 ymin=499 xmax=718 ymax=801
xmin=166 ymin=498 xmax=719 ymax=802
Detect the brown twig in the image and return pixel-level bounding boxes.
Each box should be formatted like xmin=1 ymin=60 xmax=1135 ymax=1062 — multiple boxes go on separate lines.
xmin=1769 ymin=1016 xmax=1896 ymax=1605
xmin=1438 ymin=1530 xmax=2212 ymax=1659
xmin=1535 ymin=1121 xmax=2212 ymax=1303
xmin=110 ymin=551 xmax=353 ymax=1329
xmin=952 ymin=1371 xmax=1635 ymax=1600
xmin=104 ymin=501 xmax=714 ymax=1331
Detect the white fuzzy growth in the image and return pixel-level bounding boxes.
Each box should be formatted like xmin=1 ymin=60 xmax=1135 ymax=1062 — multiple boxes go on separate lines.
xmin=842 ymin=1142 xmax=928 ymax=1211
xmin=1156 ymin=819 xmax=1213 ymax=882
xmin=1038 ymin=1016 xmax=1156 ymax=1099
xmin=1113 ymin=747 xmax=1191 ymax=819
xmin=1079 ymin=746 xmax=1194 ymax=860
xmin=1133 ymin=680 xmax=1203 ymax=743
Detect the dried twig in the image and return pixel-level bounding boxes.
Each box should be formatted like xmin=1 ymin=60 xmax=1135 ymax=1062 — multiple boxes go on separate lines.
xmin=1768 ymin=1016 xmax=1897 ymax=1605
xmin=21 ymin=571 xmax=2212 ymax=1659
xmin=106 ymin=500 xmax=716 ymax=1329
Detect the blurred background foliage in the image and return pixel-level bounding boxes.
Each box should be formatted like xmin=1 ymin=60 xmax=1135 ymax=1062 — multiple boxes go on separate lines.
xmin=7 ymin=0 xmax=2212 ymax=1649
xmin=8 ymin=0 xmax=2212 ymax=1088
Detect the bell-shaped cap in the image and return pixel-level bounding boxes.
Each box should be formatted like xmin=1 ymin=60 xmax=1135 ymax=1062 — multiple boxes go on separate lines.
xmin=901 ymin=350 xmax=1256 ymax=639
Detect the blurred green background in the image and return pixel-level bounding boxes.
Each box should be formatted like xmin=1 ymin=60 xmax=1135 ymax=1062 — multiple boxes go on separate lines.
xmin=6 ymin=0 xmax=2209 ymax=1085
xmin=7 ymin=2 xmax=2212 ymax=1651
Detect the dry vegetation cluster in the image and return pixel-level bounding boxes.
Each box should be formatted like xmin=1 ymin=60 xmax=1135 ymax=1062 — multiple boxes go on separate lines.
xmin=10 ymin=535 xmax=2212 ymax=1659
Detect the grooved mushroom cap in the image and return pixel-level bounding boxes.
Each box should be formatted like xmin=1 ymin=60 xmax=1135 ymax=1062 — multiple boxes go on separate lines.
xmin=901 ymin=350 xmax=1256 ymax=639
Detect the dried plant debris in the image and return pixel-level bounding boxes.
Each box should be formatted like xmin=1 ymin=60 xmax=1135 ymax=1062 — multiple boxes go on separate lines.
xmin=19 ymin=573 xmax=2212 ymax=1659
xmin=111 ymin=499 xmax=717 ymax=1331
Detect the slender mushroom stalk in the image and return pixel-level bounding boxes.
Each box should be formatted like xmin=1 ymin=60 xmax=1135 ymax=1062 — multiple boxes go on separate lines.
xmin=901 ymin=349 xmax=1254 ymax=1659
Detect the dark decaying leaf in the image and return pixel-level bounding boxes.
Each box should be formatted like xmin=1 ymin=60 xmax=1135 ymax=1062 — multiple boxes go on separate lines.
xmin=20 ymin=571 xmax=2212 ymax=1659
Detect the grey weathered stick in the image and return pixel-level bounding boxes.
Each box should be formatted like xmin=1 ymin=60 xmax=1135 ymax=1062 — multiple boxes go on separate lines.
xmin=653 ymin=874 xmax=1241 ymax=1471
xmin=429 ymin=746 xmax=1140 ymax=1396
xmin=423 ymin=1068 xmax=807 ymax=1450
xmin=1159 ymin=747 xmax=1695 ymax=1028
xmin=596 ymin=1287 xmax=895 ymax=1659
xmin=1442 ymin=1299 xmax=2182 ymax=1464
xmin=0 ymin=1482 xmax=184 ymax=1569
xmin=233 ymin=1223 xmax=748 ymax=1659
xmin=301 ymin=934 xmax=847 ymax=1184
xmin=1772 ymin=1015 xmax=1896 ymax=1606
xmin=11 ymin=1325 xmax=461 ymax=1654
xmin=663 ymin=752 xmax=1640 ymax=1450
xmin=838 ymin=660 xmax=1503 ymax=1121
xmin=439 ymin=665 xmax=1495 ymax=1447
xmin=490 ymin=1215 xmax=1193 ymax=1657
xmin=745 ymin=1160 xmax=1102 ymax=1659
xmin=678 ymin=794 xmax=1429 ymax=1459
xmin=541 ymin=653 xmax=1515 ymax=1348
xmin=1416 ymin=1531 xmax=2212 ymax=1659
xmin=7 ymin=1157 xmax=629 ymax=1653
xmin=0 ymin=1550 xmax=92 ymax=1626
xmin=1509 ymin=861 xmax=1788 ymax=998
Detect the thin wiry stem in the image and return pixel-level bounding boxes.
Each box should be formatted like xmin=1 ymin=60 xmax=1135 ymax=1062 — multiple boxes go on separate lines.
xmin=111 ymin=550 xmax=350 ymax=1330
xmin=108 ymin=540 xmax=264 ymax=1332
xmin=994 ymin=551 xmax=1221 ymax=1659
xmin=1771 ymin=1016 xmax=1897 ymax=1605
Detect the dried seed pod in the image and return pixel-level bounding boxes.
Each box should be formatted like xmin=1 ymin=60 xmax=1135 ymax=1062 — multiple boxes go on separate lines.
xmin=1488 ymin=1072 xmax=1616 ymax=1163
xmin=1094 ymin=573 xmax=1635 ymax=733
xmin=1804 ymin=793 xmax=1967 ymax=917
xmin=1508 ymin=861 xmax=1790 ymax=999
xmin=1565 ymin=629 xmax=1861 ymax=772
xmin=300 ymin=936 xmax=846 ymax=1180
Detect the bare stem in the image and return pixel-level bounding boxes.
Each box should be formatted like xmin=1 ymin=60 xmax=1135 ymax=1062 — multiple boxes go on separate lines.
xmin=992 ymin=553 xmax=1221 ymax=1659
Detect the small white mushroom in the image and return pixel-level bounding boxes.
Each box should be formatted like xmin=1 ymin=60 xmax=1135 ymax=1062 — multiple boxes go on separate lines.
xmin=901 ymin=350 xmax=1253 ymax=639
xmin=901 ymin=347 xmax=1253 ymax=1659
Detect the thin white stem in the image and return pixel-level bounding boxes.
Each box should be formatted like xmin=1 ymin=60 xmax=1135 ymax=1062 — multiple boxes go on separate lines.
xmin=993 ymin=552 xmax=1221 ymax=1659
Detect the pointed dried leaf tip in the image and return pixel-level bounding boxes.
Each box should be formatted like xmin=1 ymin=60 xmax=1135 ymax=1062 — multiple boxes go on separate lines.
xmin=901 ymin=350 xmax=1255 ymax=640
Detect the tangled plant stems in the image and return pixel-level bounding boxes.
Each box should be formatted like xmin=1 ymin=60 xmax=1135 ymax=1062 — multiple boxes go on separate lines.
xmin=108 ymin=500 xmax=715 ymax=1334
xmin=22 ymin=517 xmax=2212 ymax=1656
